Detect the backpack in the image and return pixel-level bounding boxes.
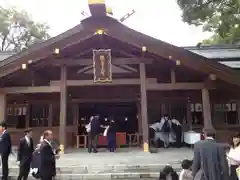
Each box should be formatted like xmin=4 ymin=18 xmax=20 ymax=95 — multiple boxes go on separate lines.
xmin=162 ymin=119 xmax=170 ymax=133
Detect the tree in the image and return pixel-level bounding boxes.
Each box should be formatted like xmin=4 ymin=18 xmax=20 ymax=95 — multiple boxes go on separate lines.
xmin=0 ymin=7 xmax=50 ymax=52
xmin=177 ymin=0 xmax=240 ymax=44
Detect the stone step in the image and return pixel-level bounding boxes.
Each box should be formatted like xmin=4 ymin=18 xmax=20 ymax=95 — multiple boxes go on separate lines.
xmin=9 ymin=172 xmax=160 ymax=180
xmin=4 ymin=164 xmax=181 ymax=174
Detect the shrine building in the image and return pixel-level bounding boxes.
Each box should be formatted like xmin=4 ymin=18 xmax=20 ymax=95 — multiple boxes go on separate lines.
xmin=0 ymin=1 xmax=240 ymax=151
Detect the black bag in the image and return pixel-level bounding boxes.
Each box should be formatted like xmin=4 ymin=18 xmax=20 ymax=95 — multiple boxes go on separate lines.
xmin=31 ymin=148 xmax=41 ymax=179
xmin=162 ymin=120 xmax=170 ymax=133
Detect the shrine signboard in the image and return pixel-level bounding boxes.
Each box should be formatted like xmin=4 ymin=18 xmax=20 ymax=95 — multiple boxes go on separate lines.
xmin=93 ymin=49 xmax=112 ymax=83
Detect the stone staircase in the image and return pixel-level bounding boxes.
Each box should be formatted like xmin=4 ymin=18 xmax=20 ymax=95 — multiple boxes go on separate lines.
xmin=4 ymin=147 xmax=191 ymax=180
xmin=5 ymin=163 xmax=182 ymax=180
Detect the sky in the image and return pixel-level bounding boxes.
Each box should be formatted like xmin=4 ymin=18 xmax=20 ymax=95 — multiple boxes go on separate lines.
xmin=0 ymin=0 xmax=212 ymax=47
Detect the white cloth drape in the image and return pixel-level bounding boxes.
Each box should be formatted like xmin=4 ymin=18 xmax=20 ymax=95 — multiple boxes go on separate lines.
xmin=103 ymin=126 xmax=110 ymax=137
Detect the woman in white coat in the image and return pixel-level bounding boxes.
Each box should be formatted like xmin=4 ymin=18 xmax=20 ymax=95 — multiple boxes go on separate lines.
xmin=227 ymin=133 xmax=240 ymax=180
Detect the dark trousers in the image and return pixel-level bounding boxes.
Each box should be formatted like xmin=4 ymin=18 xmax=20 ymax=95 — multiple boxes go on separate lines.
xmin=230 ymin=165 xmax=238 ymax=180
xmin=41 ymin=176 xmax=53 ymax=180
xmin=149 ymin=128 xmax=156 ymax=148
xmin=17 ymin=163 xmax=30 ymax=180
xmin=88 ymin=133 xmax=98 ymax=153
xmin=107 ymin=136 xmax=116 ymax=152
xmin=1 ymin=153 xmax=9 ymax=180
xmin=175 ymin=128 xmax=182 ymax=148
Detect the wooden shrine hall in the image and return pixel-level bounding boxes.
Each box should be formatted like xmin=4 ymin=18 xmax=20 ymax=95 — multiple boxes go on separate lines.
xmin=0 ymin=1 xmax=240 ymax=151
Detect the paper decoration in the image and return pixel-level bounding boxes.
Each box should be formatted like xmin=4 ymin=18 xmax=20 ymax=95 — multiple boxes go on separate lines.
xmin=93 ymin=49 xmax=112 ymax=83
xmin=195 ymin=103 xmax=203 ymax=112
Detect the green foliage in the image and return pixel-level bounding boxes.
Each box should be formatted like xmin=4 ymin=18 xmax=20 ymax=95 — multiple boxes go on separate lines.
xmin=177 ymin=0 xmax=240 ymax=44
xmin=0 ymin=7 xmax=50 ymax=52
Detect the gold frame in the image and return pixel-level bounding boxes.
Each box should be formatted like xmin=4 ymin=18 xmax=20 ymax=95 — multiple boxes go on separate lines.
xmin=93 ymin=49 xmax=112 ymax=83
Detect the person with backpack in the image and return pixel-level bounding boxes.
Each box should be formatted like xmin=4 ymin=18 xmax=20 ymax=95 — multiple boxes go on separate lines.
xmin=160 ymin=114 xmax=171 ymax=148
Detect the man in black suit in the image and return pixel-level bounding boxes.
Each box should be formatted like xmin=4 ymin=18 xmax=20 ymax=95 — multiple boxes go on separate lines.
xmin=192 ymin=130 xmax=229 ymax=180
xmin=88 ymin=115 xmax=101 ymax=153
xmin=0 ymin=122 xmax=12 ymax=180
xmin=17 ymin=128 xmax=34 ymax=180
xmin=39 ymin=130 xmax=56 ymax=180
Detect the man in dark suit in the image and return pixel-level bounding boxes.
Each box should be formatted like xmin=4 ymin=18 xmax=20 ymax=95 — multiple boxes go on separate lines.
xmin=192 ymin=130 xmax=229 ymax=180
xmin=88 ymin=115 xmax=101 ymax=153
xmin=39 ymin=130 xmax=56 ymax=180
xmin=17 ymin=128 xmax=34 ymax=180
xmin=0 ymin=122 xmax=12 ymax=180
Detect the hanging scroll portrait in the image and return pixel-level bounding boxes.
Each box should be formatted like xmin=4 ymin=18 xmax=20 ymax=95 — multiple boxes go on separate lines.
xmin=93 ymin=49 xmax=112 ymax=83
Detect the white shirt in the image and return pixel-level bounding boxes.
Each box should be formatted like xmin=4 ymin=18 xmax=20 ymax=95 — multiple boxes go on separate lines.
xmin=44 ymin=139 xmax=52 ymax=147
xmin=171 ymin=119 xmax=181 ymax=126
xmin=2 ymin=130 xmax=6 ymax=135
xmin=25 ymin=136 xmax=30 ymax=146
xmin=227 ymin=146 xmax=240 ymax=165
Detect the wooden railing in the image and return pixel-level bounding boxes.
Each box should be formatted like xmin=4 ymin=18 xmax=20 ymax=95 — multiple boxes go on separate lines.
xmin=76 ymin=133 xmax=142 ymax=148
xmin=128 ymin=133 xmax=142 ymax=147
xmin=76 ymin=135 xmax=87 ymax=148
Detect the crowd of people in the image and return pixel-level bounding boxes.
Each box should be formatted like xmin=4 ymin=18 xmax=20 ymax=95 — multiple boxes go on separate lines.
xmin=0 ymin=115 xmax=240 ymax=180
xmin=159 ymin=131 xmax=240 ymax=180
xmin=0 ymin=122 xmax=59 ymax=180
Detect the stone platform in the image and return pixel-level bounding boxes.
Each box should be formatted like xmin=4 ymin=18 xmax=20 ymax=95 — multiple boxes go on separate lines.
xmin=6 ymin=148 xmax=193 ymax=180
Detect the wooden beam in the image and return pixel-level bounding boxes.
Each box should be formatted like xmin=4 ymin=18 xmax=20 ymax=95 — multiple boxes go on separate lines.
xmin=47 ymin=58 xmax=153 ymax=66
xmin=117 ymin=64 xmax=138 ymax=73
xmin=50 ymin=78 xmax=158 ymax=86
xmin=147 ymin=83 xmax=206 ymax=90
xmin=0 ymin=86 xmax=60 ymax=94
xmin=77 ymin=65 xmax=93 ymax=74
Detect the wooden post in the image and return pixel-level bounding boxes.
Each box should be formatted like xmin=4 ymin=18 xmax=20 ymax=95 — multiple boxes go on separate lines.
xmin=0 ymin=93 xmax=6 ymax=123
xmin=202 ymin=88 xmax=213 ymax=130
xmin=170 ymin=69 xmax=176 ymax=84
xmin=139 ymin=62 xmax=149 ymax=152
xmin=48 ymin=104 xmax=53 ymax=128
xmin=59 ymin=66 xmax=67 ymax=152
xmin=186 ymin=98 xmax=192 ymax=130
xmin=237 ymin=100 xmax=240 ymax=124
xmin=137 ymin=101 xmax=142 ymax=134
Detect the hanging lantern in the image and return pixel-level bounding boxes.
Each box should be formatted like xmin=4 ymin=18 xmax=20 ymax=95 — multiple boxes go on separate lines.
xmin=54 ymin=48 xmax=60 ymax=55
xmin=176 ymin=60 xmax=181 ymax=65
xmin=21 ymin=64 xmax=27 ymax=70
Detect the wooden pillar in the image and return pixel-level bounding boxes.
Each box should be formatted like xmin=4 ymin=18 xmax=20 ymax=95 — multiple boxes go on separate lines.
xmin=170 ymin=69 xmax=176 ymax=84
xmin=59 ymin=66 xmax=67 ymax=150
xmin=137 ymin=100 xmax=142 ymax=134
xmin=237 ymin=100 xmax=240 ymax=124
xmin=186 ymin=98 xmax=192 ymax=130
xmin=48 ymin=104 xmax=53 ymax=128
xmin=139 ymin=62 xmax=149 ymax=152
xmin=201 ymin=88 xmax=213 ymax=130
xmin=0 ymin=93 xmax=6 ymax=123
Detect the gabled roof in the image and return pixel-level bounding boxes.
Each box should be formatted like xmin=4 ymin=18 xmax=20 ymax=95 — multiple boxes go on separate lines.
xmin=184 ymin=46 xmax=240 ymax=59
xmin=1 ymin=15 xmax=240 ymax=87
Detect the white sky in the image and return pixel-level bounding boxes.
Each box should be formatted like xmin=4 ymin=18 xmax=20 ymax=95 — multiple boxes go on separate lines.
xmin=0 ymin=0 xmax=212 ymax=47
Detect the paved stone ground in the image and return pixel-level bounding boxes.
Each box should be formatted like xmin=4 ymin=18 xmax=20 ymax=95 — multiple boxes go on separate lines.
xmin=9 ymin=147 xmax=193 ymax=167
